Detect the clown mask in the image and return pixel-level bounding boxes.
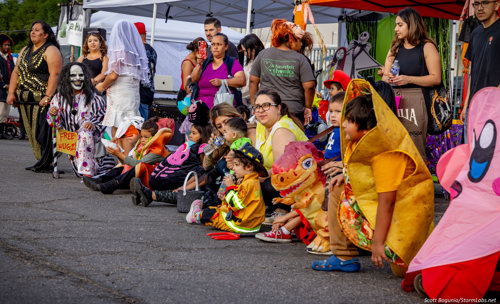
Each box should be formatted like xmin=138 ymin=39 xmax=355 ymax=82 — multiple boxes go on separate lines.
xmin=70 ymin=65 xmax=85 ymax=91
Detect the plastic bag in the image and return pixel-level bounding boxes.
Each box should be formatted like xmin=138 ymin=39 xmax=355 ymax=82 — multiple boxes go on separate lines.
xmin=213 ymin=79 xmax=234 ymax=106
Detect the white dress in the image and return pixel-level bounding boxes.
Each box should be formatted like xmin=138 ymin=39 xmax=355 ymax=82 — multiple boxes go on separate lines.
xmin=103 ymin=75 xmax=140 ymax=128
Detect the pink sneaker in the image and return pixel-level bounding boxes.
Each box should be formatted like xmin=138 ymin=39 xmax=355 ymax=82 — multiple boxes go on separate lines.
xmin=186 ymin=199 xmax=203 ymax=224
xmin=255 ymin=229 xmax=292 ymax=243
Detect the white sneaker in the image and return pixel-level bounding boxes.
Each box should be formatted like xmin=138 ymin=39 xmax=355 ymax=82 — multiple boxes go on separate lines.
xmin=263 ymin=211 xmax=287 ymax=226
xmin=186 ymin=199 xmax=203 ymax=224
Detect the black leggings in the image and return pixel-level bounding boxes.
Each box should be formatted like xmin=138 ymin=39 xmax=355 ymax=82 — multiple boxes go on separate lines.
xmin=261 ymin=178 xmax=290 ymax=213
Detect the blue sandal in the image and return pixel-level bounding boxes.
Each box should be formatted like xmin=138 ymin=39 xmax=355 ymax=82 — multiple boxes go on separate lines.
xmin=311 ymin=254 xmax=360 ymax=272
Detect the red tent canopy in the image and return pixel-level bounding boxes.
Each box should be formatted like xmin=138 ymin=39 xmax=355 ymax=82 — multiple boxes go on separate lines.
xmin=309 ymin=0 xmax=466 ymax=20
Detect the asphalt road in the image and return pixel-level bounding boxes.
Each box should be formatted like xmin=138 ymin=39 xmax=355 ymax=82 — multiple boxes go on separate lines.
xmin=0 ymin=139 xmax=446 ymax=304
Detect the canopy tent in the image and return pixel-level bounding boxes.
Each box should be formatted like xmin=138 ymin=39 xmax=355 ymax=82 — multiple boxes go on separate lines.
xmin=310 ymin=0 xmax=466 ymax=20
xmin=89 ymin=11 xmax=244 ymax=92
xmin=83 ymin=0 xmax=366 ymax=30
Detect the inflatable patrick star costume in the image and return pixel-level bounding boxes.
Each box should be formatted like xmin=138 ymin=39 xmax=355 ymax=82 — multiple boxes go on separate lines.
xmin=403 ymin=87 xmax=500 ymax=300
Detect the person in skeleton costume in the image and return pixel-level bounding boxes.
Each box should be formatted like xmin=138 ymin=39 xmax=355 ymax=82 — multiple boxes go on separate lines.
xmin=47 ymin=62 xmax=106 ymax=177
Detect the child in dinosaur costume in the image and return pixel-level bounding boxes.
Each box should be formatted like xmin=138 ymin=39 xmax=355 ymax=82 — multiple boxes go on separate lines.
xmin=312 ymin=79 xmax=434 ymax=276
xmin=256 ymin=141 xmax=330 ymax=252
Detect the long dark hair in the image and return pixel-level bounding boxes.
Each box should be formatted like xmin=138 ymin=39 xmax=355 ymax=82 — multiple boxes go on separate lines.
xmin=27 ymin=20 xmax=60 ymax=49
xmin=389 ymin=8 xmax=436 ymax=56
xmin=57 ymin=62 xmax=95 ymax=108
xmin=255 ymin=88 xmax=304 ymax=131
xmin=238 ymin=34 xmax=264 ymax=66
xmin=192 ymin=124 xmax=212 ymax=144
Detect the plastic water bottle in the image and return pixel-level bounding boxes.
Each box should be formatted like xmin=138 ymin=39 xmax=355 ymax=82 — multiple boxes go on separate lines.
xmin=391 ymin=60 xmax=400 ymax=77
xmin=390 ymin=60 xmax=400 ymax=86
xmin=203 ymin=136 xmax=225 ymax=155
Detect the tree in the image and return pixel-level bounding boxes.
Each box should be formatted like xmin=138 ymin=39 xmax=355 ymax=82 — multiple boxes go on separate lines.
xmin=0 ymin=0 xmax=61 ymax=52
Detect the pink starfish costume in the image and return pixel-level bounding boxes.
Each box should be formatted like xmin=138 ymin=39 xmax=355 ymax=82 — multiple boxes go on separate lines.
xmin=402 ymin=87 xmax=500 ymax=300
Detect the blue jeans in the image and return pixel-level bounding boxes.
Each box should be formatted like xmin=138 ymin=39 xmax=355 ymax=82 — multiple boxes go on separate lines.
xmin=139 ymin=103 xmax=151 ymax=120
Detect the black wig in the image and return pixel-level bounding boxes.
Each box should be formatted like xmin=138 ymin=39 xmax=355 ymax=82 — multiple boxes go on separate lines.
xmin=57 ymin=62 xmax=95 ymax=108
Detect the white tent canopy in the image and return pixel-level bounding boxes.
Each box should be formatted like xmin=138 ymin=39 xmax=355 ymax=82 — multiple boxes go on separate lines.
xmin=83 ymin=0 xmax=361 ymax=29
xmin=90 ymin=11 xmax=244 ymax=92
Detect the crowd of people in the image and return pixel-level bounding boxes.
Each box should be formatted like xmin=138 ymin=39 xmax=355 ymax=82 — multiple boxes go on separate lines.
xmin=2 ymin=3 xmax=500 ymax=302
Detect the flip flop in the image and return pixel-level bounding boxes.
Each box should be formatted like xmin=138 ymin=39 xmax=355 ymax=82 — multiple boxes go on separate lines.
xmin=311 ymin=254 xmax=360 ymax=272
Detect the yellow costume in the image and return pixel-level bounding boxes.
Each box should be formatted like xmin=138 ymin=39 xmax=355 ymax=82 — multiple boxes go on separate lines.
xmin=203 ymin=172 xmax=265 ymax=233
xmin=338 ymin=79 xmax=434 ymax=266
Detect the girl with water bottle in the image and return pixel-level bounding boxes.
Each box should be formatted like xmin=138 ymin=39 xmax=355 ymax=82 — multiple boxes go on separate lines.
xmin=382 ymin=7 xmax=442 ymax=161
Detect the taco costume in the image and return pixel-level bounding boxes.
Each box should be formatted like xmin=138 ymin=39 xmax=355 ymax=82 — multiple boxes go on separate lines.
xmin=337 ymin=79 xmax=434 ymax=270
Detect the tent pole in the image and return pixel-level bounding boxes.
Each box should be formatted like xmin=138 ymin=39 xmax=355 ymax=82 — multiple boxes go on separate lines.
xmin=151 ymin=3 xmax=157 ymax=46
xmin=246 ymin=0 xmax=253 ymax=34
xmin=337 ymin=9 xmax=344 ymax=48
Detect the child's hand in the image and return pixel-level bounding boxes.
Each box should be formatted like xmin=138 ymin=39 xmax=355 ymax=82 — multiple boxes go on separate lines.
xmin=48 ymin=106 xmax=59 ymax=116
xmin=371 ymin=242 xmax=389 ymax=269
xmin=223 ymin=175 xmax=234 ymax=187
xmin=106 ymin=146 xmax=118 ymax=155
xmin=225 ymin=151 xmax=235 ymax=169
xmin=83 ymin=122 xmax=94 ymax=131
xmin=321 ymin=161 xmax=342 ymax=177
xmin=329 ymin=174 xmax=344 ymax=192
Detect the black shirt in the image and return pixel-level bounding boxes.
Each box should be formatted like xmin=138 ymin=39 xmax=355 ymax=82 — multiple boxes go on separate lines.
xmin=465 ymin=18 xmax=500 ymax=103
xmin=394 ymin=44 xmax=426 ymax=89
xmin=82 ymin=57 xmax=102 ymax=79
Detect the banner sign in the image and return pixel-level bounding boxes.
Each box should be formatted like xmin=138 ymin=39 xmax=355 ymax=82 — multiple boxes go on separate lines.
xmin=57 ymin=3 xmax=85 ymax=47
xmin=56 ymin=129 xmax=78 ymax=156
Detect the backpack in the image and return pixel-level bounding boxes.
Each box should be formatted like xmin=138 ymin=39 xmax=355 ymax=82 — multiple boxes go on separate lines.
xmin=191 ymin=54 xmax=243 ymax=106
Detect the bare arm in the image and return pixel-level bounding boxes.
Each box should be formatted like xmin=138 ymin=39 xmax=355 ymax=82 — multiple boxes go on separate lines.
xmin=190 ymin=55 xmax=204 ymax=83
xmin=181 ymin=60 xmax=195 ymax=93
xmin=302 ymin=80 xmax=315 ymax=109
xmin=371 ymin=191 xmax=396 ymax=268
xmin=77 ymin=55 xmax=84 ymax=63
xmin=44 ymin=46 xmax=63 ymax=97
xmin=271 ymin=128 xmax=297 ymax=164
xmin=249 ymin=75 xmax=260 ymax=106
xmin=460 ymin=80 xmax=471 ymax=123
xmin=93 ymin=55 xmax=108 ymax=84
xmin=382 ymin=50 xmax=395 ymax=83
xmin=226 ymin=70 xmax=246 ymax=88
xmin=389 ymin=43 xmax=442 ymax=87
xmin=95 ymin=71 xmax=119 ymax=93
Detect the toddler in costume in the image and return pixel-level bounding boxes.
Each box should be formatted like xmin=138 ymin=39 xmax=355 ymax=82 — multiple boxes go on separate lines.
xmin=186 ymin=142 xmax=266 ymax=234
xmin=131 ymin=101 xmax=212 ymax=207
xmin=311 ymin=79 xmax=434 ymax=276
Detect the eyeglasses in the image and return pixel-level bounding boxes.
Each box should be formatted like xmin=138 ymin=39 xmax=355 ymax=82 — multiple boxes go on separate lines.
xmin=252 ymin=103 xmax=278 ymax=112
xmin=2 ymin=43 xmax=11 ymax=46
xmin=472 ymin=1 xmax=497 ymax=8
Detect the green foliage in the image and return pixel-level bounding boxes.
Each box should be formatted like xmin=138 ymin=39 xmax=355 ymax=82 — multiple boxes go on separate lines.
xmin=423 ymin=17 xmax=451 ymax=88
xmin=0 ymin=0 xmax=60 ymax=52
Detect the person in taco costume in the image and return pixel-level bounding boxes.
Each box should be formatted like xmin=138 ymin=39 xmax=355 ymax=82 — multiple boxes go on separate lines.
xmin=311 ymin=79 xmax=434 ymax=277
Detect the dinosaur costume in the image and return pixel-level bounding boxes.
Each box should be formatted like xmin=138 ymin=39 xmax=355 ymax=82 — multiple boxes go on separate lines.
xmin=271 ymin=141 xmax=330 ymax=250
xmin=338 ymin=79 xmax=434 ymax=268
